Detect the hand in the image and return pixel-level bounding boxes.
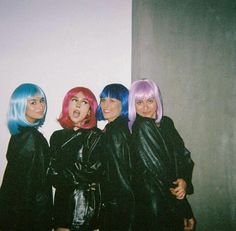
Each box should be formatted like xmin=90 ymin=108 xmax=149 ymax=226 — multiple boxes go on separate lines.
xmin=170 ymin=178 xmax=186 ymax=199
xmin=184 ymin=217 xmax=195 ymax=231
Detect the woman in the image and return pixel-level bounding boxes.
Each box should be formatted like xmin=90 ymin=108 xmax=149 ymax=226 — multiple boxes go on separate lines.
xmin=96 ymin=83 xmax=134 ymax=231
xmin=47 ymin=87 xmax=103 ymax=231
xmin=128 ymin=79 xmax=195 ymax=231
xmin=0 ymin=83 xmax=53 ymax=231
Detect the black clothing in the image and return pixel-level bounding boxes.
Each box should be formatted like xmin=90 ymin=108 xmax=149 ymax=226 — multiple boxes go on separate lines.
xmin=131 ymin=115 xmax=194 ymax=231
xmin=159 ymin=116 xmax=194 ymax=195
xmin=99 ymin=116 xmax=134 ymax=231
xmin=47 ymin=127 xmax=103 ymax=231
xmin=0 ymin=127 xmax=53 ymax=231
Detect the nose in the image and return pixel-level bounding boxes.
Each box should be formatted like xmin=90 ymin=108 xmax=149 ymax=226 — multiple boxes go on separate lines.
xmin=39 ymin=102 xmax=45 ymax=109
xmin=76 ymin=101 xmax=81 ymax=108
xmin=101 ymin=100 xmax=109 ymax=108
xmin=142 ymin=102 xmax=149 ymax=111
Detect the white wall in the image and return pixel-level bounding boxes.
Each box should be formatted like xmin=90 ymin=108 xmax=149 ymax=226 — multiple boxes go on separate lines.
xmin=0 ymin=0 xmax=131 ymax=183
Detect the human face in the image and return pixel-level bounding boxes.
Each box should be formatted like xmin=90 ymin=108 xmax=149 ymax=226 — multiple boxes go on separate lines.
xmin=68 ymin=92 xmax=90 ymax=128
xmin=135 ymin=97 xmax=157 ymax=119
xmin=100 ymin=97 xmax=122 ymax=123
xmin=25 ymin=95 xmax=46 ymax=123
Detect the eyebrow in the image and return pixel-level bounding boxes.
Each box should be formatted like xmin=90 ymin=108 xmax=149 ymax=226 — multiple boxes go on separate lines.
xmin=72 ymin=96 xmax=88 ymax=101
xmin=27 ymin=96 xmax=44 ymax=101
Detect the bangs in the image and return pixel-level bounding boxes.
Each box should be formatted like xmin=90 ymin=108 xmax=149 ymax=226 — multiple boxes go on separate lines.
xmin=97 ymin=83 xmax=129 ymax=121
xmin=100 ymin=88 xmax=121 ymax=101
xmin=134 ymin=82 xmax=155 ymax=101
xmin=25 ymin=86 xmax=44 ymax=98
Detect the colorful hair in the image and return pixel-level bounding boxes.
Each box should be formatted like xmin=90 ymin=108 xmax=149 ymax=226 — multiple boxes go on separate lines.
xmin=7 ymin=83 xmax=47 ymax=135
xmin=58 ymin=87 xmax=97 ymax=129
xmin=128 ymin=79 xmax=163 ymax=130
xmin=96 ymin=83 xmax=129 ymax=121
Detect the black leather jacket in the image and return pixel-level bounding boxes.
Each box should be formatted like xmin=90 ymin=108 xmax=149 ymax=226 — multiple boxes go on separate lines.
xmin=131 ymin=115 xmax=194 ymax=230
xmin=159 ymin=116 xmax=194 ymax=195
xmin=99 ymin=116 xmax=134 ymax=231
xmin=0 ymin=127 xmax=53 ymax=231
xmin=47 ymin=127 xmax=103 ymax=231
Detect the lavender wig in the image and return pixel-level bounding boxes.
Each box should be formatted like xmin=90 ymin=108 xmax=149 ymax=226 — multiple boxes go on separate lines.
xmin=128 ymin=79 xmax=163 ymax=130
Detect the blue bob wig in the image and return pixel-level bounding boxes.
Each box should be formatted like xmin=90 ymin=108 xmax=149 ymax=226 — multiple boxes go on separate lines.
xmin=96 ymin=83 xmax=129 ymax=121
xmin=7 ymin=83 xmax=47 ymax=135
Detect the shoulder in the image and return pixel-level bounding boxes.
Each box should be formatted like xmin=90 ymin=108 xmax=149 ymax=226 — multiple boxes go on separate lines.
xmin=7 ymin=128 xmax=47 ymax=160
xmin=114 ymin=118 xmax=130 ymax=134
xmin=132 ymin=115 xmax=156 ymax=132
xmin=105 ymin=118 xmax=130 ymax=141
xmin=84 ymin=127 xmax=102 ymax=148
xmin=51 ymin=128 xmax=66 ymax=136
xmin=161 ymin=116 xmax=185 ymax=148
xmin=85 ymin=127 xmax=102 ymax=142
xmin=161 ymin=116 xmax=174 ymax=124
xmin=14 ymin=127 xmax=43 ymax=144
xmin=112 ymin=126 xmax=130 ymax=141
xmin=50 ymin=128 xmax=67 ymax=139
xmin=49 ymin=128 xmax=71 ymax=146
xmin=88 ymin=127 xmax=102 ymax=136
xmin=160 ymin=116 xmax=175 ymax=129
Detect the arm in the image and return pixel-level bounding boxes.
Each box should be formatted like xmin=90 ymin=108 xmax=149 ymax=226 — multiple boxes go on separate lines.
xmin=47 ymin=132 xmax=63 ymax=188
xmin=163 ymin=117 xmax=194 ymax=195
xmin=182 ymin=199 xmax=195 ymax=231
xmin=172 ymin=148 xmax=194 ymax=197
xmin=132 ymin=119 xmax=173 ymax=188
xmin=47 ymin=130 xmax=103 ymax=189
xmin=106 ymin=129 xmax=132 ymax=188
xmin=0 ymin=132 xmax=42 ymax=228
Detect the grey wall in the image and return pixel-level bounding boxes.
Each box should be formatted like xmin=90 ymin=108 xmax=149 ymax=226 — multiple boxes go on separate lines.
xmin=132 ymin=0 xmax=236 ymax=230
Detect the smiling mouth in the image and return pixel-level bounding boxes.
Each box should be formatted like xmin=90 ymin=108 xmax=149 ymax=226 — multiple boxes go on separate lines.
xmin=36 ymin=111 xmax=44 ymax=114
xmin=103 ymin=109 xmax=111 ymax=114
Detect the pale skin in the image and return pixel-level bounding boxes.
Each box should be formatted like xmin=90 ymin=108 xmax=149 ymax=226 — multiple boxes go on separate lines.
xmin=135 ymin=96 xmax=195 ymax=230
xmin=68 ymin=92 xmax=91 ymax=130
xmin=25 ymin=95 xmax=46 ymax=123
xmin=184 ymin=218 xmax=195 ymax=231
xmin=100 ymin=97 xmax=122 ymax=123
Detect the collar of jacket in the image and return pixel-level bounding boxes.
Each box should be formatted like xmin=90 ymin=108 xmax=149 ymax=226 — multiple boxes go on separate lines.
xmin=104 ymin=116 xmax=128 ymax=131
xmin=135 ymin=113 xmax=157 ymax=123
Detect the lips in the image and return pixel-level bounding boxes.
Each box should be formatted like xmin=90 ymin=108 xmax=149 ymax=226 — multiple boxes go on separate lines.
xmin=73 ymin=110 xmax=81 ymax=118
xmin=36 ymin=111 xmax=44 ymax=115
xmin=103 ymin=109 xmax=110 ymax=114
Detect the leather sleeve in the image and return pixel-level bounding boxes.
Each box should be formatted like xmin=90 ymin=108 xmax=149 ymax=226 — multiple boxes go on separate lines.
xmin=105 ymin=129 xmax=132 ymax=189
xmin=47 ymin=130 xmax=103 ymax=189
xmin=132 ymin=119 xmax=173 ymax=190
xmin=163 ymin=117 xmax=194 ymax=194
xmin=0 ymin=130 xmax=47 ymax=228
xmin=47 ymin=131 xmax=62 ymax=188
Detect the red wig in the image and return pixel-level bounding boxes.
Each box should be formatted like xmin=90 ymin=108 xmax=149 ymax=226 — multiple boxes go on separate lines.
xmin=58 ymin=87 xmax=97 ymax=129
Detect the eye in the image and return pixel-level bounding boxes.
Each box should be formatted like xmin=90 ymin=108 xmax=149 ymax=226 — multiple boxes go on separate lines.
xmin=28 ymin=99 xmax=36 ymax=105
xmin=71 ymin=97 xmax=78 ymax=102
xmin=100 ymin=98 xmax=106 ymax=103
xmin=81 ymin=100 xmax=88 ymax=105
xmin=40 ymin=98 xmax=45 ymax=103
xmin=30 ymin=100 xmax=36 ymax=105
xmin=110 ymin=98 xmax=118 ymax=103
xmin=147 ymin=98 xmax=155 ymax=103
xmin=136 ymin=100 xmax=142 ymax=105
